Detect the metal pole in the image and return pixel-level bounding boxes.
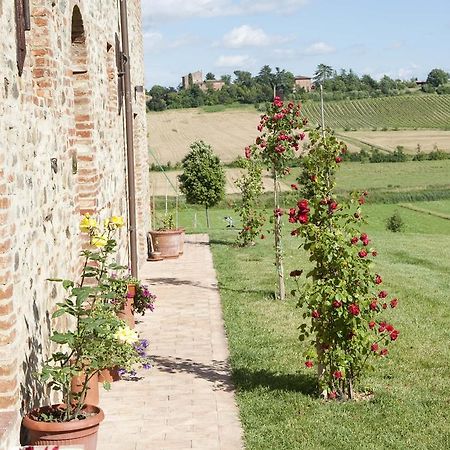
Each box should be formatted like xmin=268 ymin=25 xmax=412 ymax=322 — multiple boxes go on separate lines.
xmin=119 ymin=0 xmax=138 ymax=277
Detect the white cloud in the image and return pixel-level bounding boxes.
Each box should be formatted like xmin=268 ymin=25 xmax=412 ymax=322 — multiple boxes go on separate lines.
xmin=222 ymin=25 xmax=271 ymax=48
xmin=144 ymin=31 xmax=198 ymax=53
xmin=302 ymin=41 xmax=335 ymax=55
xmin=142 ymin=0 xmax=309 ymax=20
xmin=143 ymin=31 xmax=164 ymax=52
xmin=215 ymin=54 xmax=251 ymax=68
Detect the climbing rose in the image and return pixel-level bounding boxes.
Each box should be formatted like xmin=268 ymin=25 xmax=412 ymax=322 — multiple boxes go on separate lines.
xmin=348 ymin=303 xmax=360 ymax=316
xmin=378 ymin=291 xmax=388 ymax=299
xmin=369 ymin=300 xmax=378 ymax=311
xmin=390 ymin=330 xmax=400 ymax=341
xmin=358 ymin=196 xmax=365 ymax=205
xmin=390 ymin=298 xmax=399 ymax=308
xmin=386 ymin=324 xmax=394 ymax=332
xmin=291 ymin=183 xmax=298 ymax=190
xmin=351 ymin=236 xmax=358 ymax=245
xmin=358 ymin=249 xmax=368 ymax=258
xmin=375 ymin=274 xmax=382 ymax=285
xmin=245 ymin=146 xmax=251 ymax=159
xmin=372 ymin=250 xmax=378 ymax=257
xmin=333 ymin=371 xmax=343 ymax=379
xmin=335 ymin=156 xmax=343 ymax=163
xmin=305 ymin=360 xmax=314 ymax=368
xmin=274 ymin=208 xmax=284 ymax=217
xmin=380 ymin=348 xmax=389 ymax=356
xmin=332 ymin=300 xmax=342 ymax=308
xmin=382 ymin=303 xmax=388 ymax=309
xmin=371 ymin=343 xmax=379 ymax=352
xmin=312 ymin=310 xmax=321 ymax=319
xmin=368 ymin=321 xmax=376 ymax=329
xmin=297 ymin=199 xmax=309 ymax=211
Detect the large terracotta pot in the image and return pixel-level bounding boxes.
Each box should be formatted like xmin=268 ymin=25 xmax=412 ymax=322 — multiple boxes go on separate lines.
xmin=22 ymin=404 xmax=104 ymax=450
xmin=116 ymin=284 xmax=135 ymax=328
xmin=148 ymin=229 xmax=183 ymax=259
xmin=71 ymin=371 xmax=99 ymax=406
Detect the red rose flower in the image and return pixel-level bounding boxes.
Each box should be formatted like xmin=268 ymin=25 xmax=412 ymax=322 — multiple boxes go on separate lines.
xmin=390 ymin=330 xmax=400 ymax=341
xmin=290 ymin=229 xmax=299 ymax=236
xmin=348 ymin=303 xmax=360 ymax=316
xmin=333 ymin=371 xmax=343 ymax=379
xmin=375 ymin=274 xmax=382 ymax=285
xmin=368 ymin=321 xmax=376 ymax=329
xmin=312 ymin=310 xmax=321 ymax=319
xmin=362 ymin=237 xmax=370 ymax=246
xmin=371 ymin=343 xmax=379 ymax=352
xmin=363 ymin=191 xmax=369 ymax=196
xmin=386 ymin=324 xmax=394 ymax=332
xmin=390 ymin=298 xmax=398 ymax=308
xmin=360 ymin=233 xmax=368 ymax=241
xmin=245 ymin=146 xmax=251 ymax=159
xmin=380 ymin=348 xmax=389 ymax=356
xmin=328 ymin=201 xmax=338 ymax=212
xmin=369 ymin=300 xmax=378 ymax=311
xmin=305 ymin=360 xmax=314 ymax=368
xmin=372 ymin=250 xmax=378 ymax=257
xmin=332 ymin=300 xmax=342 ymax=308
xmin=378 ymin=291 xmax=388 ymax=299
xmin=351 ymin=236 xmax=359 ymax=244
xmin=297 ymin=199 xmax=309 ymax=210
xmin=335 ymin=156 xmax=343 ymax=163
xmin=359 ymin=249 xmax=368 ymax=258
xmin=358 ymin=196 xmax=365 ymax=205
xmin=291 ymin=184 xmax=298 ymax=190
xmin=299 ymin=132 xmax=306 ymax=140
xmin=382 ymin=303 xmax=388 ymax=309
xmin=298 ymin=213 xmax=309 ymax=224
xmin=310 ymin=175 xmax=317 ymax=182
xmin=274 ymin=208 xmax=284 ymax=218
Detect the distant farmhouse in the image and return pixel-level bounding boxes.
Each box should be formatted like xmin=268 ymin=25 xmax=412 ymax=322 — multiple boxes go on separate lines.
xmin=294 ymin=75 xmax=313 ymax=92
xmin=181 ymin=71 xmax=225 ymax=91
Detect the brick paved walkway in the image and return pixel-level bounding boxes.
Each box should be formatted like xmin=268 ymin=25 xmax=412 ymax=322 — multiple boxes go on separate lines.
xmin=97 ymin=234 xmax=244 ymax=450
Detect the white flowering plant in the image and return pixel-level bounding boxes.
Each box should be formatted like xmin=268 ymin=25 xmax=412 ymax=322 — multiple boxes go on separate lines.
xmin=37 ymin=215 xmax=149 ymax=422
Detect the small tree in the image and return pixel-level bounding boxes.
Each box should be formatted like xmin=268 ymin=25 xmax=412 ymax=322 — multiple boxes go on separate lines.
xmin=426 ymin=68 xmax=449 ymax=88
xmin=178 ymin=140 xmax=225 ymax=228
xmin=386 ymin=211 xmax=404 ymax=232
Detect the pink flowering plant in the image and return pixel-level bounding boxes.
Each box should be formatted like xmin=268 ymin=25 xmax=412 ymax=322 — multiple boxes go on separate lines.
xmin=290 ymin=128 xmax=399 ymax=400
xmin=245 ymin=97 xmax=307 ymax=299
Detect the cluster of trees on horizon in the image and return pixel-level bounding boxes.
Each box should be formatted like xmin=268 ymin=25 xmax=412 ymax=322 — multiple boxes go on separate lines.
xmin=146 ymin=65 xmax=450 ymax=112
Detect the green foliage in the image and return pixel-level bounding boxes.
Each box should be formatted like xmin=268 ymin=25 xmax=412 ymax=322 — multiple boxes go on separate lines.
xmin=426 ymin=68 xmax=449 ymax=88
xmin=179 ymin=140 xmax=225 ymax=208
xmin=234 ymin=158 xmax=265 ymax=246
xmin=386 ymin=211 xmax=405 ymax=232
xmin=290 ymin=129 xmax=399 ymax=399
xmin=39 ymin=216 xmax=149 ymax=422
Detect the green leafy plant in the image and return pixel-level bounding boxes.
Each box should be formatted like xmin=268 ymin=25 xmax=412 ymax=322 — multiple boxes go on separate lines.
xmin=290 ymin=129 xmax=399 ymax=400
xmin=178 ymin=140 xmax=226 ymax=228
xmin=37 ymin=215 xmax=148 ymax=422
xmin=158 ymin=212 xmax=176 ymax=230
xmin=245 ymin=97 xmax=307 ymax=299
xmin=234 ymin=157 xmax=265 ymax=246
xmin=386 ymin=211 xmax=405 ymax=232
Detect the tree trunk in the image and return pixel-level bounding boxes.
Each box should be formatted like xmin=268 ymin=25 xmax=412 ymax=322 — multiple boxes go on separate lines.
xmin=273 ymin=169 xmax=285 ymax=300
xmin=205 ymin=205 xmax=210 ymax=228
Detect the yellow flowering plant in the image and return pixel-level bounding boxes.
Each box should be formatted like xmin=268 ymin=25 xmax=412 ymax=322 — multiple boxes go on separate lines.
xmin=38 ymin=214 xmax=148 ymax=422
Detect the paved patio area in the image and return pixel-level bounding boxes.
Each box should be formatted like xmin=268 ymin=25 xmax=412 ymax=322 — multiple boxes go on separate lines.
xmin=97 ymin=234 xmax=243 ymax=450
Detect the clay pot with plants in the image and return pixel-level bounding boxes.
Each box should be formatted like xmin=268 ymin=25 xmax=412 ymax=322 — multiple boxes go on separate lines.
xmin=149 ymin=213 xmax=184 ymax=259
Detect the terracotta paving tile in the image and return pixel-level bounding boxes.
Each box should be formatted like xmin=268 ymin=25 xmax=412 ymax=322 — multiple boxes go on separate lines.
xmin=97 ymin=235 xmax=243 ymax=450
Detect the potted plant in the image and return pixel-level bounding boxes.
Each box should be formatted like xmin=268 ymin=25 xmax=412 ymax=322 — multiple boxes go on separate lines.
xmin=148 ymin=213 xmax=184 ymax=258
xmin=21 ymin=215 xmax=149 ymax=450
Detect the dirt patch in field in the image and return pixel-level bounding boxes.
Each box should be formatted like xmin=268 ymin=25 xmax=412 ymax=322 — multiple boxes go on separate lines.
xmin=340 ymin=130 xmax=450 ymax=153
xmin=149 ymin=168 xmax=290 ymax=197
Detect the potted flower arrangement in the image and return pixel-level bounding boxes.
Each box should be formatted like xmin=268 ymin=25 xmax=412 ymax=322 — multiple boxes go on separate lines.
xmin=21 ymin=215 xmax=150 ymax=450
xmin=148 ymin=213 xmax=184 ymax=258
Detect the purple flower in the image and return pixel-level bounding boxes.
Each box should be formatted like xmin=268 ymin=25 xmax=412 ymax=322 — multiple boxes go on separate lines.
xmin=142 ymin=363 xmax=152 ymax=370
xmin=117 ymin=368 xmax=127 ymax=376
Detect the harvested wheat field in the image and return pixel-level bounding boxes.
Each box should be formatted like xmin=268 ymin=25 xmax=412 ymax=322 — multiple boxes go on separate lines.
xmin=148 ymin=108 xmax=450 ymax=166
xmin=149 ymin=168 xmax=289 ymax=197
xmin=148 ymin=108 xmax=260 ymax=165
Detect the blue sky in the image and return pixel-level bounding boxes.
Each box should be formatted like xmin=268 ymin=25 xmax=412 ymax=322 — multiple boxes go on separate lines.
xmin=141 ymin=0 xmax=450 ymax=88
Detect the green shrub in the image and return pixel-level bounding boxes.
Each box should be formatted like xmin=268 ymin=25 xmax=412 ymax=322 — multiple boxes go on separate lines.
xmin=386 ymin=211 xmax=405 ymax=232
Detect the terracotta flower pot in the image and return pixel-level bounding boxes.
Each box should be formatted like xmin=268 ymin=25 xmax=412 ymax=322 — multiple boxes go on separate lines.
xmin=148 ymin=229 xmax=183 ymax=259
xmin=116 ymin=297 xmax=135 ymax=328
xmin=98 ymin=367 xmax=121 ymax=383
xmin=22 ymin=404 xmax=104 ymax=450
xmin=71 ymin=371 xmax=99 ymax=406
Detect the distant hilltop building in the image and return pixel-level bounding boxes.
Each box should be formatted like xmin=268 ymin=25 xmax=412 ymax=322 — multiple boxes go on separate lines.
xmin=181 ymin=71 xmax=225 ymax=91
xmin=294 ymin=75 xmax=313 ymax=92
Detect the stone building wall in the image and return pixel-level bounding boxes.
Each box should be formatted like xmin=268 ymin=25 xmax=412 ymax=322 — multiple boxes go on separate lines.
xmin=0 ymin=1 xmax=150 ymax=447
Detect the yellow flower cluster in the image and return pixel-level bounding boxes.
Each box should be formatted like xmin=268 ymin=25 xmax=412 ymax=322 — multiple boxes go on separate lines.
xmin=114 ymin=326 xmax=139 ymax=345
xmin=79 ymin=214 xmax=125 ymax=247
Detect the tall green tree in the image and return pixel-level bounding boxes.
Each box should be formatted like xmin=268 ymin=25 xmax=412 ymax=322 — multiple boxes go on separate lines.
xmin=426 ymin=68 xmax=449 ymax=88
xmin=313 ymin=64 xmax=334 ymax=87
xmin=178 ymin=141 xmax=225 ymax=228
xmin=205 ymin=72 xmax=216 ymax=80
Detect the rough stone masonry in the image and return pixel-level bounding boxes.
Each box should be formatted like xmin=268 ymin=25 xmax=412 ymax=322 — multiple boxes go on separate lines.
xmin=0 ymin=1 xmax=150 ymax=447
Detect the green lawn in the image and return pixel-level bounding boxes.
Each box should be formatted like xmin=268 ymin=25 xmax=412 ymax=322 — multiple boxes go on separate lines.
xmin=176 ymin=203 xmax=450 ymax=450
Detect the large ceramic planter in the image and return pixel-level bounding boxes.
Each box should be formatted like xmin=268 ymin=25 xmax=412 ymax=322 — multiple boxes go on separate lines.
xmin=149 ymin=229 xmax=183 ymax=259
xmin=71 ymin=371 xmax=99 ymax=406
xmin=116 ymin=284 xmax=135 ymax=328
xmin=22 ymin=404 xmax=104 ymax=450
xmin=98 ymin=367 xmax=121 ymax=383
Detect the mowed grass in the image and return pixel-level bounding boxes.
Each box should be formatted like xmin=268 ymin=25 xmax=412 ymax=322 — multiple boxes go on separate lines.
xmin=283 ymin=160 xmax=450 ymax=195
xmin=176 ymin=204 xmax=450 ymax=450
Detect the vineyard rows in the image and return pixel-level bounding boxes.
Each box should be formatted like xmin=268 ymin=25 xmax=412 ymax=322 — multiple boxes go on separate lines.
xmin=302 ymin=94 xmax=450 ymax=130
